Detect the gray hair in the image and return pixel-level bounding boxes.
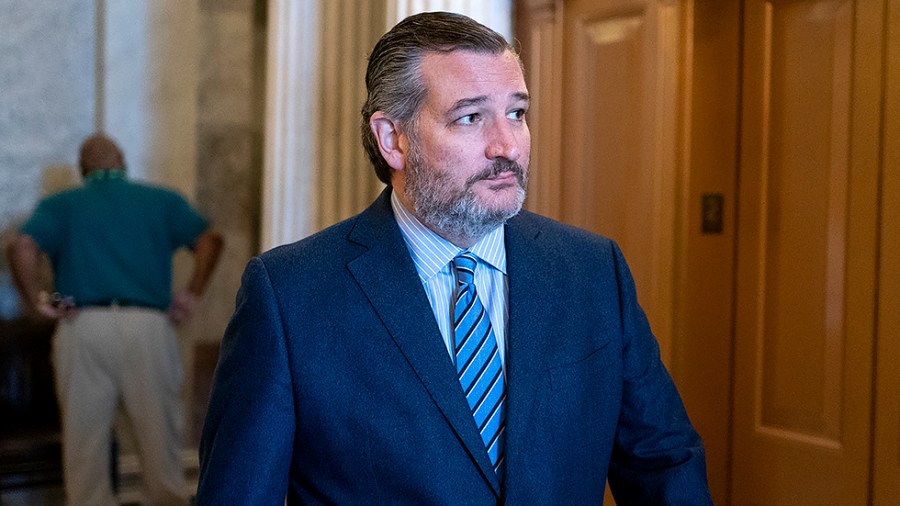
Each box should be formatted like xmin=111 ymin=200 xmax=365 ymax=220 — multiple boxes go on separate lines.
xmin=360 ymin=11 xmax=516 ymax=185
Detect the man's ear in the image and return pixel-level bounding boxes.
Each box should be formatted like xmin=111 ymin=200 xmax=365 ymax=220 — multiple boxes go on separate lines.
xmin=370 ymin=112 xmax=407 ymax=171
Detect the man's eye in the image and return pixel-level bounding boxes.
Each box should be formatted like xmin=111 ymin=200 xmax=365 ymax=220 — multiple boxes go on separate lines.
xmin=508 ymin=109 xmax=526 ymax=121
xmin=457 ymin=113 xmax=480 ymax=125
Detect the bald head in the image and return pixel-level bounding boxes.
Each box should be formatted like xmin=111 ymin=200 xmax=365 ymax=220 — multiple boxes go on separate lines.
xmin=79 ymin=134 xmax=124 ymax=176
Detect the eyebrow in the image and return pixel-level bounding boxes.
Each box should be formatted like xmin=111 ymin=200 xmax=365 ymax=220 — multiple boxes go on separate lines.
xmin=448 ymin=96 xmax=488 ymax=114
xmin=512 ymin=92 xmax=530 ymax=103
xmin=447 ymin=92 xmax=531 ymax=115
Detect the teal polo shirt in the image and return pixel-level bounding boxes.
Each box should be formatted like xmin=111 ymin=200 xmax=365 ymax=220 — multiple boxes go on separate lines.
xmin=21 ymin=169 xmax=209 ymax=310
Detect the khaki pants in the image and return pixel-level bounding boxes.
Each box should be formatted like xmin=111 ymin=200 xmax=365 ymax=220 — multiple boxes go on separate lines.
xmin=52 ymin=307 xmax=187 ymax=505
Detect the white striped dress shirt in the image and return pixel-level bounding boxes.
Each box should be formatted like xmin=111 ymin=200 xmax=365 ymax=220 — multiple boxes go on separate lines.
xmin=390 ymin=191 xmax=508 ymax=365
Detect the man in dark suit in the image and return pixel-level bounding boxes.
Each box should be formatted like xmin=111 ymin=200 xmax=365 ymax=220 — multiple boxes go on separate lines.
xmin=197 ymin=11 xmax=712 ymax=505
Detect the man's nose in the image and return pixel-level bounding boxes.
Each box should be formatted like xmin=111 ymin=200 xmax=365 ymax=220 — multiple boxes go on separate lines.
xmin=485 ymin=121 xmax=522 ymax=161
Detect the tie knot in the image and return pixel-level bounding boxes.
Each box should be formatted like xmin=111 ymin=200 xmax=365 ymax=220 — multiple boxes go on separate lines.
xmin=453 ymin=253 xmax=477 ymax=285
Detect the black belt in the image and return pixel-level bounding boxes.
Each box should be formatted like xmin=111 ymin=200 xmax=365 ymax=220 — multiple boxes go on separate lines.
xmin=80 ymin=299 xmax=165 ymax=311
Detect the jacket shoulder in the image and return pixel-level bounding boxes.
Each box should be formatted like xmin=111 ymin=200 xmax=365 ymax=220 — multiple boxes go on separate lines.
xmin=510 ymin=210 xmax=617 ymax=254
xmin=259 ymin=216 xmax=361 ymax=267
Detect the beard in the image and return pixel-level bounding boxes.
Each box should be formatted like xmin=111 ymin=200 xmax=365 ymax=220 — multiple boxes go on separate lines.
xmin=404 ymin=144 xmax=528 ymax=242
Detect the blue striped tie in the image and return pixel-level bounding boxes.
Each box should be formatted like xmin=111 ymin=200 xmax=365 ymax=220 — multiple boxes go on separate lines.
xmin=453 ymin=252 xmax=506 ymax=474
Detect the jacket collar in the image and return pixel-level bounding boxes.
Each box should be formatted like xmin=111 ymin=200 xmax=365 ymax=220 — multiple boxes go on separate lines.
xmin=345 ymin=189 xmax=503 ymax=494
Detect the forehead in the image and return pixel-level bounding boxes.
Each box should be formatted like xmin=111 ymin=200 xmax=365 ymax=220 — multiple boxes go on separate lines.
xmin=419 ymin=50 xmax=526 ymax=111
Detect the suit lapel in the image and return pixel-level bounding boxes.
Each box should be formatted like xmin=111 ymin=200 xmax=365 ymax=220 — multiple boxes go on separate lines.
xmin=503 ymin=213 xmax=567 ymax=485
xmin=345 ymin=190 xmax=502 ymax=494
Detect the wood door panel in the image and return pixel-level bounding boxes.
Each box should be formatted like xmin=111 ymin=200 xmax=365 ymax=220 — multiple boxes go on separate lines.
xmin=560 ymin=0 xmax=682 ymax=360
xmin=755 ymin=0 xmax=851 ymax=441
xmin=519 ymin=1 xmax=564 ymax=221
xmin=732 ymin=0 xmax=880 ymax=503
xmin=565 ymin=11 xmax=647 ymax=244
xmin=873 ymin=1 xmax=900 ymax=503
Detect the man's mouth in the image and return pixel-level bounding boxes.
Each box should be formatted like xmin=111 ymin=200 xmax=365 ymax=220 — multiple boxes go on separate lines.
xmin=486 ymin=171 xmax=516 ymax=181
xmin=467 ymin=160 xmax=526 ymax=190
xmin=482 ymin=171 xmax=519 ymax=189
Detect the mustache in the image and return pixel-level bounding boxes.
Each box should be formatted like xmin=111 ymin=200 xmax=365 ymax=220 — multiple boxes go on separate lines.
xmin=467 ymin=159 xmax=527 ymax=186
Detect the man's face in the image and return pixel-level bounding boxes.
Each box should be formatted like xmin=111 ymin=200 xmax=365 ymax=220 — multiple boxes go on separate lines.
xmin=396 ymin=49 xmax=531 ymax=244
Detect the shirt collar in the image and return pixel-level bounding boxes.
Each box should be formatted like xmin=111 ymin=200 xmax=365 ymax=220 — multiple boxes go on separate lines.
xmin=84 ymin=168 xmax=127 ymax=183
xmin=390 ymin=190 xmax=507 ymax=282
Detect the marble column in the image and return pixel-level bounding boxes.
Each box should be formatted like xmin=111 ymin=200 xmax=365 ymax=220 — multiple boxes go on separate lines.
xmin=261 ymin=0 xmax=323 ymax=249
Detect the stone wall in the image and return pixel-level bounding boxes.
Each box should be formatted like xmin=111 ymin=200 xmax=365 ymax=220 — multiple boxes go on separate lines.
xmin=186 ymin=0 xmax=266 ymax=345
xmin=0 ymin=1 xmax=266 ymax=477
xmin=0 ymin=0 xmax=95 ymax=318
xmin=0 ymin=0 xmax=264 ymax=344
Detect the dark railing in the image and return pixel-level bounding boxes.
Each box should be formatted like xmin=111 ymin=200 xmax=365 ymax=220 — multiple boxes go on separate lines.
xmin=0 ymin=318 xmax=61 ymax=492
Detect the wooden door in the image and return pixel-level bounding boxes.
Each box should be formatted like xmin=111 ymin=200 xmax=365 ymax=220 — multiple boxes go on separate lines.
xmin=731 ymin=0 xmax=884 ymax=503
xmin=873 ymin=1 xmax=900 ymax=504
xmin=557 ymin=0 xmax=684 ymax=361
xmin=518 ymin=0 xmax=899 ymax=504
xmin=516 ymin=0 xmax=736 ymax=502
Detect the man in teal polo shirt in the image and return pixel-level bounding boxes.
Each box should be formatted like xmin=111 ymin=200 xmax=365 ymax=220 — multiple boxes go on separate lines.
xmin=7 ymin=133 xmax=223 ymax=505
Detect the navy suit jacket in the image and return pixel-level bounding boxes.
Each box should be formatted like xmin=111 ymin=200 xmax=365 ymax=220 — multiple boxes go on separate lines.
xmin=197 ymin=189 xmax=712 ymax=505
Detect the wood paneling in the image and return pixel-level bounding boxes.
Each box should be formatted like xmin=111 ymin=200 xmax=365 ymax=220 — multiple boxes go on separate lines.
xmin=873 ymin=1 xmax=900 ymax=504
xmin=756 ymin=0 xmax=851 ymax=441
xmin=732 ymin=0 xmax=882 ymax=503
xmin=518 ymin=0 xmax=564 ymax=220
xmin=673 ymin=2 xmax=741 ymax=502
xmin=559 ymin=0 xmax=682 ymax=361
xmin=517 ymin=0 xmax=899 ymax=503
